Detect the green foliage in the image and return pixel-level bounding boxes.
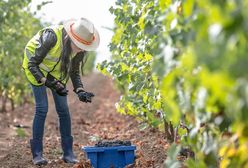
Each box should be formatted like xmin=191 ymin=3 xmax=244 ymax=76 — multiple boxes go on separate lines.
xmin=164 ymin=143 xmax=181 ymax=168
xmin=0 ymin=0 xmax=48 ymax=111
xmin=16 ymin=128 xmax=26 ymax=138
xmin=82 ymin=51 xmax=97 ymax=75
xmin=98 ymin=0 xmax=248 ymax=167
xmin=98 ymin=0 xmax=164 ymax=129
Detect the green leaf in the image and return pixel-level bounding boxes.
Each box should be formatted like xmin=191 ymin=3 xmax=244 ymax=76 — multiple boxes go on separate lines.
xmin=164 ymin=143 xmax=181 ymax=168
xmin=16 ymin=128 xmax=26 ymax=138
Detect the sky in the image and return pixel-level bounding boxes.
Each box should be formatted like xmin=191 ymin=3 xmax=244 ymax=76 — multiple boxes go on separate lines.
xmin=30 ymin=0 xmax=116 ymax=64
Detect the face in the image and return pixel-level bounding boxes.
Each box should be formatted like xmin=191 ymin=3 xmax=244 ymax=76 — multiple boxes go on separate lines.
xmin=71 ymin=41 xmax=84 ymax=54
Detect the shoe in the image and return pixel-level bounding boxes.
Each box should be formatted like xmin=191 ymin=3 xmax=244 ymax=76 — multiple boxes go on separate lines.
xmin=30 ymin=139 xmax=48 ymax=165
xmin=61 ymin=136 xmax=79 ymax=164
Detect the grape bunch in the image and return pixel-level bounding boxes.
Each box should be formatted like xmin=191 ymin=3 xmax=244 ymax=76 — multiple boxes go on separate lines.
xmin=95 ymin=140 xmax=132 ymax=147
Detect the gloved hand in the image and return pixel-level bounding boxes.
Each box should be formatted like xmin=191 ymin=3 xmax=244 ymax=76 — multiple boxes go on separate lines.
xmin=77 ymin=90 xmax=94 ymax=103
xmin=45 ymin=79 xmax=68 ymax=96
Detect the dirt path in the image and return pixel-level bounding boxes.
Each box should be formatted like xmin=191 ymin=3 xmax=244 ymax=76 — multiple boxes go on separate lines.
xmin=0 ymin=73 xmax=168 ymax=168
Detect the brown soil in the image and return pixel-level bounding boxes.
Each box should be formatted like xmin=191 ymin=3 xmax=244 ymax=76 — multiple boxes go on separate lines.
xmin=0 ymin=73 xmax=169 ymax=168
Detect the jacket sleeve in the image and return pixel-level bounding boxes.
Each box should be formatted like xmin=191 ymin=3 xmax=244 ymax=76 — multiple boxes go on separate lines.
xmin=27 ymin=29 xmax=57 ymax=83
xmin=70 ymin=52 xmax=85 ymax=92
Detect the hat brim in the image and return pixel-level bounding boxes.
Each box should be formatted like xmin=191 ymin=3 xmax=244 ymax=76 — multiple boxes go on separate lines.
xmin=63 ymin=19 xmax=100 ymax=51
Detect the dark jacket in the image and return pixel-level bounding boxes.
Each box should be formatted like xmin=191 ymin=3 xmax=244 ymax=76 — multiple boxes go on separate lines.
xmin=27 ymin=28 xmax=84 ymax=90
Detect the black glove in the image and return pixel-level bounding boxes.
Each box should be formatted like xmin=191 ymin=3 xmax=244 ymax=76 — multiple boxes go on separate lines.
xmin=45 ymin=79 xmax=68 ymax=96
xmin=77 ymin=90 xmax=94 ymax=103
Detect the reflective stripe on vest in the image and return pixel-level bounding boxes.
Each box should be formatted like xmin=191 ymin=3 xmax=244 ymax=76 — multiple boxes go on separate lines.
xmin=25 ymin=50 xmax=51 ymax=72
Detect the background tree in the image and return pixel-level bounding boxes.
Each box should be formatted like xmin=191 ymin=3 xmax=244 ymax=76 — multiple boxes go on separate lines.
xmin=98 ymin=0 xmax=248 ymax=167
xmin=0 ymin=0 xmax=46 ymax=112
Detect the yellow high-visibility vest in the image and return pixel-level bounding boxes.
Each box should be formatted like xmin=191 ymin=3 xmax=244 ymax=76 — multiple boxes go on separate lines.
xmin=22 ymin=25 xmax=71 ymax=86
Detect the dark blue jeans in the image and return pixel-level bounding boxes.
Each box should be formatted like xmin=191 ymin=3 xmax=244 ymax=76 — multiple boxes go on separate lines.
xmin=31 ymin=85 xmax=72 ymax=141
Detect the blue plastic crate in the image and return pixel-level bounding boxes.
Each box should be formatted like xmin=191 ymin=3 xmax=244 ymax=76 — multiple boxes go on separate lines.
xmin=82 ymin=145 xmax=136 ymax=168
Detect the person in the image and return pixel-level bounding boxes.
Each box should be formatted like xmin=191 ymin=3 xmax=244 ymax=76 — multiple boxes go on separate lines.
xmin=22 ymin=18 xmax=100 ymax=165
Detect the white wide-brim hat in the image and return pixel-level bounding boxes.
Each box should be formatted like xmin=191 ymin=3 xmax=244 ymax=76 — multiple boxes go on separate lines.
xmin=63 ymin=18 xmax=100 ymax=51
